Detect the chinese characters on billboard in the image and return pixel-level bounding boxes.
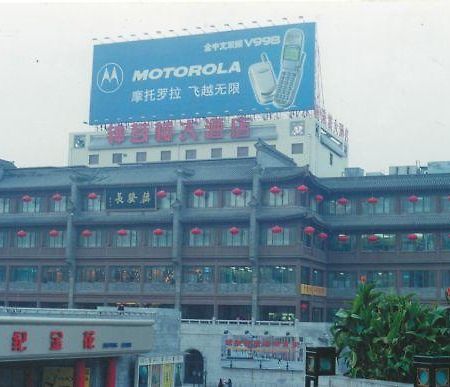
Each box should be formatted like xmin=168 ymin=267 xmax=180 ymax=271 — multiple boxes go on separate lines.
xmin=221 ymin=335 xmax=303 ymax=370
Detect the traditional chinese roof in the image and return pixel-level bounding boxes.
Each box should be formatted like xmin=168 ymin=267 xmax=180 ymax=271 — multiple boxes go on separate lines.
xmin=321 ymin=173 xmax=450 ymax=193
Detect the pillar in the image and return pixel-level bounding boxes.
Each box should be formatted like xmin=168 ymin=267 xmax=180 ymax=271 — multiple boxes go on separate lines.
xmin=74 ymin=359 xmax=85 ymax=387
xmin=66 ymin=181 xmax=78 ymax=308
xmin=173 ymin=168 xmax=186 ymax=311
xmin=106 ymin=358 xmax=117 ymax=387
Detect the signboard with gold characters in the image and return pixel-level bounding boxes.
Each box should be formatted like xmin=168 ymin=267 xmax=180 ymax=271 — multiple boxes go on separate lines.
xmin=106 ymin=187 xmax=156 ymax=210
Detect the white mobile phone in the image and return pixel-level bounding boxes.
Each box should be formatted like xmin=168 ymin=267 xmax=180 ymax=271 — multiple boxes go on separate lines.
xmin=248 ymin=53 xmax=276 ymax=105
xmin=273 ymin=29 xmax=306 ymax=109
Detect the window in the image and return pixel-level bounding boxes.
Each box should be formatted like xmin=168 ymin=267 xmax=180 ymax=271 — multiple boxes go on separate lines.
xmin=312 ymin=308 xmax=324 ymax=322
xmin=260 ymin=305 xmax=295 ymax=322
xmin=326 ymin=308 xmax=340 ymax=323
xmin=88 ymin=154 xmax=99 ymax=165
xmin=42 ymin=266 xmax=68 ymax=283
xmin=222 ymin=227 xmax=249 ymax=247
xmin=237 ymin=146 xmax=249 ymax=158
xmin=76 ymin=267 xmax=105 ymax=283
xmin=312 ymin=269 xmax=324 ymax=286
xmin=329 ymin=235 xmax=355 ymax=252
xmin=113 ymin=229 xmax=138 ymax=247
xmin=443 ymin=271 xmax=450 ymax=287
xmin=112 ymin=153 xmax=123 ymax=164
xmin=0 ymin=267 xmax=5 ymax=282
xmin=0 ymin=198 xmax=10 ymax=213
xmin=328 ymin=272 xmax=357 ymax=288
xmin=79 ymin=229 xmax=102 ymax=248
xmin=442 ymin=233 xmax=450 ymax=251
xmin=327 ymin=199 xmax=352 ymax=215
xmin=361 ymin=197 xmax=395 ymax=215
xmin=263 ymin=226 xmax=293 ymax=246
xmin=10 ymin=266 xmax=38 ymax=282
xmin=190 ymin=191 xmax=218 ymax=208
xmin=157 ymin=190 xmax=177 ymax=209
xmin=361 ymin=234 xmax=396 ymax=252
xmin=84 ymin=193 xmax=104 ymax=212
xmin=182 ymin=266 xmax=214 ymax=283
xmin=211 ymin=148 xmax=222 ymax=159
xmin=185 ymin=149 xmax=197 ymax=160
xmin=401 ymin=271 xmax=435 ymax=288
xmin=19 ymin=197 xmax=41 ymax=213
xmin=49 ymin=195 xmax=67 ymax=212
xmin=16 ymin=231 xmax=37 ymax=248
xmin=136 ymin=152 xmax=147 ymax=163
xmin=73 ymin=135 xmax=86 ymax=148
xmin=145 ymin=266 xmax=174 ymax=284
xmin=0 ymin=231 xmax=7 ymax=248
xmin=367 ymin=271 xmax=396 ymax=287
xmin=329 ymin=153 xmax=333 ymax=166
xmin=223 ymin=189 xmax=252 ymax=208
xmin=187 ymin=228 xmax=212 ymax=247
xmin=402 ymin=196 xmax=433 ymax=213
xmin=291 ymin=143 xmax=304 ymax=154
xmin=442 ymin=196 xmax=450 ymax=212
xmin=150 ymin=229 xmax=173 ymax=247
xmin=401 ymin=233 xmax=435 ymax=252
xmin=301 ymin=267 xmax=310 ymax=285
xmin=46 ymin=230 xmax=66 ymax=248
xmin=110 ymin=266 xmax=141 ymax=283
xmin=161 ymin=150 xmax=171 ymax=161
xmin=259 ymin=266 xmax=295 ymax=284
xmin=265 ymin=188 xmax=296 ymax=207
xmin=219 ymin=266 xmax=252 ymax=284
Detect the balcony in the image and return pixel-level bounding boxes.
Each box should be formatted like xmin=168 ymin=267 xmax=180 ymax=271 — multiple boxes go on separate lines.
xmin=8 ymin=281 xmax=38 ymax=292
xmin=258 ymin=283 xmax=297 ymax=296
xmin=75 ymin=282 xmax=106 ymax=293
xmin=182 ymin=283 xmax=215 ymax=293
xmin=143 ymin=283 xmax=175 ymax=293
xmin=41 ymin=282 xmax=69 ymax=293
xmin=218 ymin=283 xmax=252 ymax=294
xmin=108 ymin=282 xmax=140 ymax=293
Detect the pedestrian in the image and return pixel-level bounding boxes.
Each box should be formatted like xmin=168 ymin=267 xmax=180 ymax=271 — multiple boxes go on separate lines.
xmin=218 ymin=378 xmax=224 ymax=387
xmin=227 ymin=378 xmax=232 ymax=387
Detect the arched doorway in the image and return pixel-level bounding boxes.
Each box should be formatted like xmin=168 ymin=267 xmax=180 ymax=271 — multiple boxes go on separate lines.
xmin=184 ymin=349 xmax=204 ymax=384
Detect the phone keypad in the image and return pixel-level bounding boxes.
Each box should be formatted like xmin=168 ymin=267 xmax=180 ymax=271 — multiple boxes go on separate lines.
xmin=275 ymin=71 xmax=296 ymax=104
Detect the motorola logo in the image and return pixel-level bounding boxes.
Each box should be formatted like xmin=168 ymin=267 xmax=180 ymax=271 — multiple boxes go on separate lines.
xmin=96 ymin=63 xmax=124 ymax=93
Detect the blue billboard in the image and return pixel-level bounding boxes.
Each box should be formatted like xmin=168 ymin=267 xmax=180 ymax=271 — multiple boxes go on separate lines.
xmin=89 ymin=23 xmax=315 ymax=124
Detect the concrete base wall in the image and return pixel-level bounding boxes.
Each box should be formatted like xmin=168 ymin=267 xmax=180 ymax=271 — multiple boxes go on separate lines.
xmin=324 ymin=375 xmax=412 ymax=387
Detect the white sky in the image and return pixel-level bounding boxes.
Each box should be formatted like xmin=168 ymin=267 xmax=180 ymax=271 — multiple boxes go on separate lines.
xmin=0 ymin=0 xmax=449 ymax=173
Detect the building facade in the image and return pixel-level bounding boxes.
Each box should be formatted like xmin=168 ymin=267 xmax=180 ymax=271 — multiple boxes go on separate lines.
xmin=69 ymin=114 xmax=348 ymax=177
xmin=0 ymin=141 xmax=449 ymax=323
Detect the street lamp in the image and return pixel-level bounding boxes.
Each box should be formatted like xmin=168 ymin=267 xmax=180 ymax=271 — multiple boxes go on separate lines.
xmin=305 ymin=346 xmax=336 ymax=387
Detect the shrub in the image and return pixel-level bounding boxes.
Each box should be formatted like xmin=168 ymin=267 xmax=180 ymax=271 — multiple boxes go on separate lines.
xmin=331 ymin=283 xmax=450 ymax=383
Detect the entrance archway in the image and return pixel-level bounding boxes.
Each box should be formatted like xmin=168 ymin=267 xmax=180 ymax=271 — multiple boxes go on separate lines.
xmin=184 ymin=349 xmax=204 ymax=384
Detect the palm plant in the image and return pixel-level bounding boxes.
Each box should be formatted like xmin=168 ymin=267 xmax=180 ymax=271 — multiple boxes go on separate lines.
xmin=331 ymin=283 xmax=450 ymax=383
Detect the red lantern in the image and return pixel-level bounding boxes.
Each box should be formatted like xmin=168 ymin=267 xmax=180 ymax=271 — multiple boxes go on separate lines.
xmin=81 ymin=229 xmax=93 ymax=238
xmin=338 ymin=234 xmax=349 ymax=242
xmin=156 ymin=190 xmax=167 ymax=199
xmin=337 ymin=197 xmax=348 ymax=206
xmin=269 ymin=186 xmax=281 ymax=195
xmin=407 ymin=233 xmax=418 ymax=241
xmin=153 ymin=228 xmax=164 ymax=236
xmin=87 ymin=192 xmax=97 ymax=200
xmin=367 ymin=234 xmax=378 ymax=243
xmin=315 ymin=194 xmax=324 ymax=203
xmin=22 ymin=195 xmax=32 ymax=203
xmin=17 ymin=230 xmax=27 ymax=238
xmin=359 ymin=275 xmax=367 ymax=284
xmin=408 ymin=195 xmax=419 ymax=203
xmin=367 ymin=197 xmax=378 ymax=204
xmin=297 ymin=184 xmax=309 ymax=193
xmin=49 ymin=229 xmax=60 ymax=237
xmin=117 ymin=229 xmax=128 ymax=236
xmin=271 ymin=225 xmax=283 ymax=234
xmin=229 ymin=227 xmax=240 ymax=235
xmin=194 ymin=188 xmax=205 ymax=197
xmin=304 ymin=226 xmax=315 ymax=236
xmin=300 ymin=302 xmax=309 ymax=311
xmin=318 ymin=232 xmax=328 ymax=240
xmin=191 ymin=227 xmax=202 ymax=235
xmin=52 ymin=193 xmax=63 ymax=202
xmin=231 ymin=188 xmax=243 ymax=196
xmin=447 ymin=195 xmax=450 ymax=201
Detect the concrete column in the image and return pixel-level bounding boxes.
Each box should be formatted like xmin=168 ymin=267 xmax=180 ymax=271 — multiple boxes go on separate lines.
xmin=66 ymin=181 xmax=78 ymax=309
xmin=173 ymin=169 xmax=185 ymax=311
xmin=106 ymin=358 xmax=117 ymax=387
xmin=250 ymin=165 xmax=262 ymax=322
xmin=74 ymin=359 xmax=85 ymax=387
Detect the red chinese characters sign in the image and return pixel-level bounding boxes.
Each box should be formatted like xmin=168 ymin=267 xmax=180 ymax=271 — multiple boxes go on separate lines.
xmin=105 ymin=116 xmax=252 ymax=146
